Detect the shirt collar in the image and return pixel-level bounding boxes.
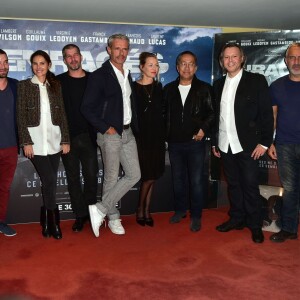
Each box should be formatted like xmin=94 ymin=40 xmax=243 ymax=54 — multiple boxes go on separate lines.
xmin=31 ymin=75 xmax=49 ymax=86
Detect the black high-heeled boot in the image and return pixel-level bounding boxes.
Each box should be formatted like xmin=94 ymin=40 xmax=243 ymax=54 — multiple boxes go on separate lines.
xmin=49 ymin=207 xmax=62 ymax=240
xmin=40 ymin=206 xmax=51 ymax=238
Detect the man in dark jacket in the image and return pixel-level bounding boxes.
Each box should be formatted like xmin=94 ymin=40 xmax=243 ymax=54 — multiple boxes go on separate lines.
xmin=0 ymin=49 xmax=18 ymax=237
xmin=164 ymin=51 xmax=214 ymax=232
xmin=57 ymin=44 xmax=98 ymax=233
xmin=212 ymin=43 xmax=273 ymax=243
xmin=81 ymin=34 xmax=141 ymax=237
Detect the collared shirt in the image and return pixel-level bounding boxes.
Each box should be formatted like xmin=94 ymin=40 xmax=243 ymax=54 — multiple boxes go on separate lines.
xmin=218 ymin=69 xmax=243 ymax=154
xmin=28 ymin=75 xmax=61 ymax=155
xmin=110 ymin=61 xmax=132 ymax=125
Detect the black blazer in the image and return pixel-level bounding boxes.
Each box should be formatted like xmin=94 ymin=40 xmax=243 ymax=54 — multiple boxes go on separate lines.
xmin=212 ymin=70 xmax=273 ymax=152
xmin=81 ymin=60 xmax=138 ymax=136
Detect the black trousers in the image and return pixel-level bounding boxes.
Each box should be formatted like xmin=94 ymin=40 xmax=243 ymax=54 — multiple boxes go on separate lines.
xmin=31 ymin=152 xmax=61 ymax=210
xmin=221 ymin=148 xmax=262 ymax=229
xmin=62 ymin=132 xmax=98 ymax=218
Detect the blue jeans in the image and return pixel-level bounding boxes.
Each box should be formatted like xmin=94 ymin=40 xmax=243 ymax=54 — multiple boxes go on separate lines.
xmin=276 ymin=144 xmax=300 ymax=233
xmin=96 ymin=128 xmax=141 ymax=220
xmin=168 ymin=140 xmax=205 ymax=219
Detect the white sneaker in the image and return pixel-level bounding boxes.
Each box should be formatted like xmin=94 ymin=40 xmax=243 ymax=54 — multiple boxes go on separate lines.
xmin=108 ymin=219 xmax=125 ymax=235
xmin=89 ymin=204 xmax=105 ymax=237
xmin=262 ymin=220 xmax=281 ymax=233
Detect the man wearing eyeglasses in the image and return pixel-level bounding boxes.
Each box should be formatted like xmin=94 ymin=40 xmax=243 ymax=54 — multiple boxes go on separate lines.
xmin=268 ymin=43 xmax=300 ymax=243
xmin=163 ymin=51 xmax=214 ymax=232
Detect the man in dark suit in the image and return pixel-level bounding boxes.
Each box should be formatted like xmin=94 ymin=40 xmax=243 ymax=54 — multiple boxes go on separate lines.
xmin=81 ymin=34 xmax=141 ymax=238
xmin=212 ymin=43 xmax=273 ymax=243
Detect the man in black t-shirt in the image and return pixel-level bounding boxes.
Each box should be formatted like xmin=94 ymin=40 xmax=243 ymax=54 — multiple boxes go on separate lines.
xmin=57 ymin=44 xmax=98 ymax=232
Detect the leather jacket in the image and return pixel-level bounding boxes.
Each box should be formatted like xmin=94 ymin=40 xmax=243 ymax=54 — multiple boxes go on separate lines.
xmin=163 ymin=76 xmax=214 ymax=142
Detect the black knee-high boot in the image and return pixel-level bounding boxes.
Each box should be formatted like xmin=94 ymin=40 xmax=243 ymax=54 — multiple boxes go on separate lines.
xmin=49 ymin=206 xmax=62 ymax=240
xmin=40 ymin=206 xmax=51 ymax=238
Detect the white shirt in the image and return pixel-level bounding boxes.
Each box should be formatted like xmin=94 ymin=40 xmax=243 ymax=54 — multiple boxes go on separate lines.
xmin=218 ymin=69 xmax=243 ymax=154
xmin=28 ymin=75 xmax=61 ymax=155
xmin=110 ymin=62 xmax=132 ymax=125
xmin=178 ymin=84 xmax=191 ymax=106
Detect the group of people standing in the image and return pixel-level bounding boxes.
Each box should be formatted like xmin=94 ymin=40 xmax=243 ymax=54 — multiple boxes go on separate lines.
xmin=0 ymin=34 xmax=299 ymax=245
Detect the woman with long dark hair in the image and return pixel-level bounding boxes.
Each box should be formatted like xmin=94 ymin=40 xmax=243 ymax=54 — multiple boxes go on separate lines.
xmin=133 ymin=52 xmax=165 ymax=227
xmin=17 ymin=50 xmax=70 ymax=239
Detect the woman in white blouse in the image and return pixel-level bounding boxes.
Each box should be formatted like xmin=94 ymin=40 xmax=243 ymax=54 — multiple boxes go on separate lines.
xmin=17 ymin=50 xmax=70 ymax=239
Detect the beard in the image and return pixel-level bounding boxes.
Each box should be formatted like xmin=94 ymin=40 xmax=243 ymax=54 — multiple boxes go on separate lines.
xmin=0 ymin=69 xmax=8 ymax=78
xmin=67 ymin=63 xmax=81 ymax=71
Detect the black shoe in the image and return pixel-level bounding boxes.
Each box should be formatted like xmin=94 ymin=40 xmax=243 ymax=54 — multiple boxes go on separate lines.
xmin=136 ymin=216 xmax=145 ymax=226
xmin=216 ymin=220 xmax=246 ymax=232
xmin=251 ymin=228 xmax=264 ymax=243
xmin=49 ymin=207 xmax=62 ymax=240
xmin=270 ymin=230 xmax=298 ymax=243
xmin=40 ymin=206 xmax=51 ymax=238
xmin=72 ymin=217 xmax=87 ymax=232
xmin=145 ymin=217 xmax=154 ymax=227
xmin=169 ymin=212 xmax=187 ymax=224
xmin=190 ymin=218 xmax=201 ymax=232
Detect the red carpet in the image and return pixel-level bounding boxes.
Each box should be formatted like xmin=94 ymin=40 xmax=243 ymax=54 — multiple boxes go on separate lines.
xmin=1 ymin=208 xmax=299 ymax=300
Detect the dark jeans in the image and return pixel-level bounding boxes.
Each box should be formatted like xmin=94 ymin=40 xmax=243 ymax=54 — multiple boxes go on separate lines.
xmin=168 ymin=140 xmax=205 ymax=219
xmin=221 ymin=148 xmax=262 ymax=229
xmin=276 ymin=144 xmax=300 ymax=233
xmin=31 ymin=152 xmax=61 ymax=210
xmin=62 ymin=133 xmax=98 ymax=218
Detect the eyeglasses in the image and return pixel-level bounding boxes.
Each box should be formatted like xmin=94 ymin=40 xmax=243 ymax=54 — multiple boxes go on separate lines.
xmin=178 ymin=62 xmax=196 ymax=68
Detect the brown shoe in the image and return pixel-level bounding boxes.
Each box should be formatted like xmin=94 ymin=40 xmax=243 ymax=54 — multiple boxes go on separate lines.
xmin=270 ymin=230 xmax=298 ymax=243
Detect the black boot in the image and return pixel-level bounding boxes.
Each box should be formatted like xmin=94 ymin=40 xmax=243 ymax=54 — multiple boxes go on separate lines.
xmin=40 ymin=206 xmax=51 ymax=238
xmin=49 ymin=207 xmax=62 ymax=240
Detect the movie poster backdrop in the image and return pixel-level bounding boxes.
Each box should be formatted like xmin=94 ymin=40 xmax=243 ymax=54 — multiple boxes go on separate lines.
xmin=1 ymin=19 xmax=221 ymax=223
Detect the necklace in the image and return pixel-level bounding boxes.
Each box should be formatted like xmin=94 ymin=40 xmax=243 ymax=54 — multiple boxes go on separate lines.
xmin=142 ymin=82 xmax=154 ymax=102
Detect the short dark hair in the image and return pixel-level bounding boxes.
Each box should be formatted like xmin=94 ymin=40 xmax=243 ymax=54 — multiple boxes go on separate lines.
xmin=62 ymin=44 xmax=81 ymax=58
xmin=176 ymin=51 xmax=198 ymax=66
xmin=219 ymin=42 xmax=246 ymax=69
xmin=0 ymin=49 xmax=8 ymax=56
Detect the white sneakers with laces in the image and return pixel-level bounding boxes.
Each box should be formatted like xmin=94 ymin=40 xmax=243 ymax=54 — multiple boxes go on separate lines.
xmin=108 ymin=219 xmax=125 ymax=235
xmin=88 ymin=204 xmax=106 ymax=237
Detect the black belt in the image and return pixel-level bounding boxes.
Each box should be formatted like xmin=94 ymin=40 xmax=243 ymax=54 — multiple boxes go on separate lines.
xmin=123 ymin=124 xmax=130 ymax=130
